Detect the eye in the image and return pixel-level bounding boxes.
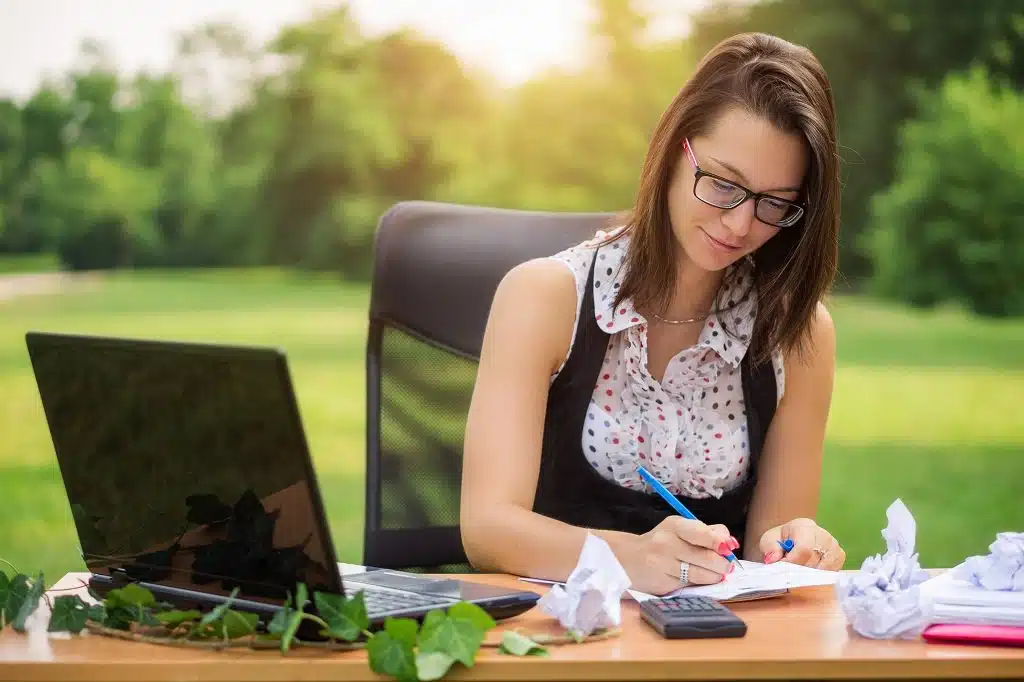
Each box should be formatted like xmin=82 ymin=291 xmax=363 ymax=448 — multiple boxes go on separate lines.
xmin=710 ymin=179 xmax=737 ymax=193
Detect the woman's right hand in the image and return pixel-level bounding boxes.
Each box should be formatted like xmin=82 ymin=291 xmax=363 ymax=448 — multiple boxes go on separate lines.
xmin=620 ymin=517 xmax=739 ymax=595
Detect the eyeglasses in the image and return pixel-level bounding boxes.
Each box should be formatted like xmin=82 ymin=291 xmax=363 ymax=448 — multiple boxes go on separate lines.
xmin=683 ymin=138 xmax=805 ymax=228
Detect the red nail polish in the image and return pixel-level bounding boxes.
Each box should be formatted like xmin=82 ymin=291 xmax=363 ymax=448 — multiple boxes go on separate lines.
xmin=717 ymin=541 xmax=732 ymax=556
xmin=729 ymin=536 xmax=740 ymax=550
xmin=764 ymin=551 xmax=780 ymax=564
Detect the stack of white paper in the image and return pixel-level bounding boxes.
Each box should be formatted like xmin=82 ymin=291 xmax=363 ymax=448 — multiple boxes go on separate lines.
xmin=628 ymin=559 xmax=839 ymax=603
xmin=919 ymin=532 xmax=1024 ymax=627
xmin=920 ymin=569 xmax=1024 ymax=626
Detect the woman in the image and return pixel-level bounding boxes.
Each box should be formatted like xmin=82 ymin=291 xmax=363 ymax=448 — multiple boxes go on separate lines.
xmin=460 ymin=32 xmax=846 ymax=596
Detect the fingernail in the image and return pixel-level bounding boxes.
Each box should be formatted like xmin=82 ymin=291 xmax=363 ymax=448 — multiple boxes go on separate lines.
xmin=717 ymin=541 xmax=732 ymax=556
xmin=728 ymin=536 xmax=740 ymax=550
xmin=719 ymin=574 xmax=727 ymax=582
xmin=728 ymin=562 xmax=736 ymax=574
xmin=764 ymin=551 xmax=780 ymax=564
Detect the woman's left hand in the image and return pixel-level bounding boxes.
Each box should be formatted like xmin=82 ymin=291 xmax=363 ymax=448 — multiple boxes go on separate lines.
xmin=758 ymin=518 xmax=846 ymax=570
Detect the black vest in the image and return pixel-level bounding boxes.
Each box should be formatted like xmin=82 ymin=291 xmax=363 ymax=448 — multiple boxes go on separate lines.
xmin=531 ymin=250 xmax=777 ymax=548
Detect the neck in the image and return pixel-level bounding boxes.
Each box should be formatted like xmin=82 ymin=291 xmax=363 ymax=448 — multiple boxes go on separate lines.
xmin=661 ymin=250 xmax=725 ymax=321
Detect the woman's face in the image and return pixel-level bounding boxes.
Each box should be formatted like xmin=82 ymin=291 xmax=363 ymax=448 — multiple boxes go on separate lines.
xmin=667 ymin=106 xmax=809 ymax=273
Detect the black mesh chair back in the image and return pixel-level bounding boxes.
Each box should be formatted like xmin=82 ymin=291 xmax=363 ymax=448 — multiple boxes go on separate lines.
xmin=364 ymin=200 xmax=617 ymax=571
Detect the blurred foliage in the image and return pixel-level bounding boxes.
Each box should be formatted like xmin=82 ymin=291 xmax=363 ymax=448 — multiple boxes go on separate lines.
xmin=867 ymin=66 xmax=1024 ymax=317
xmin=0 ymin=0 xmax=1022 ymax=312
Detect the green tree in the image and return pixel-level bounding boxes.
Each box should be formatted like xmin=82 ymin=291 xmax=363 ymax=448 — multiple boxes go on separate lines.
xmin=867 ymin=66 xmax=1024 ymax=317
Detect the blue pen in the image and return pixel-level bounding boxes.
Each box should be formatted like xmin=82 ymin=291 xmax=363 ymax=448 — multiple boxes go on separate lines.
xmin=777 ymin=538 xmax=794 ymax=553
xmin=636 ymin=465 xmax=743 ymax=568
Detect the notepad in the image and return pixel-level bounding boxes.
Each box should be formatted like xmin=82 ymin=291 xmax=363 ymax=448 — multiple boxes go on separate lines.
xmin=628 ymin=560 xmax=840 ymax=603
xmin=923 ymin=623 xmax=1024 ymax=648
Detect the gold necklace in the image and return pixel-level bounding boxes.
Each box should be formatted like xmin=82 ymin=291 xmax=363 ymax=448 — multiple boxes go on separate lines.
xmin=648 ymin=311 xmax=709 ymax=325
xmin=645 ymin=264 xmax=754 ymax=325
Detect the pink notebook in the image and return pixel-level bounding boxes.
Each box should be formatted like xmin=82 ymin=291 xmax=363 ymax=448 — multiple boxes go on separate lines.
xmin=923 ymin=624 xmax=1024 ymax=648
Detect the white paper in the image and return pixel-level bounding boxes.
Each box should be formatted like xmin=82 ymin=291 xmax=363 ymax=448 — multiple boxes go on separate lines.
xmin=835 ymin=499 xmax=932 ymax=639
xmin=628 ymin=559 xmax=838 ymax=603
xmin=920 ymin=570 xmax=1024 ymax=626
xmin=953 ymin=532 xmax=1024 ymax=592
xmin=536 ymin=533 xmax=632 ymax=636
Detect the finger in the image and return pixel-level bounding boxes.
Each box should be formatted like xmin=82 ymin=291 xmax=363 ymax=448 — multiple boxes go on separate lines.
xmin=758 ymin=525 xmax=785 ymax=563
xmin=649 ymin=526 xmax=733 ymax=584
xmin=679 ymin=543 xmax=733 ymax=579
xmin=647 ymin=552 xmax=723 ymax=589
xmin=781 ymin=524 xmax=818 ymax=566
xmin=821 ymin=539 xmax=846 ymax=571
xmin=666 ymin=517 xmax=734 ymax=553
xmin=673 ymin=556 xmax=728 ymax=586
xmin=806 ymin=529 xmax=839 ymax=569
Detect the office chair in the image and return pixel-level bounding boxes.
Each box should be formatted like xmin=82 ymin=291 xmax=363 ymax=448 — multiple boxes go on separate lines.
xmin=363 ymin=200 xmax=617 ymax=571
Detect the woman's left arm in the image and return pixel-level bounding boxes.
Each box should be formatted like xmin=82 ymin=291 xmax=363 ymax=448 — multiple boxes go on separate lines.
xmin=741 ymin=301 xmax=846 ymax=570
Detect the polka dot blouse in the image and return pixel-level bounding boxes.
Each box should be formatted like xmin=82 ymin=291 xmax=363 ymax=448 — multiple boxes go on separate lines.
xmin=549 ymin=232 xmax=786 ymax=500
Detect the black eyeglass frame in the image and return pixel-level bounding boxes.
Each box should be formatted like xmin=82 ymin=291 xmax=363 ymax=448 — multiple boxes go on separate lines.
xmin=683 ymin=138 xmax=806 ymax=229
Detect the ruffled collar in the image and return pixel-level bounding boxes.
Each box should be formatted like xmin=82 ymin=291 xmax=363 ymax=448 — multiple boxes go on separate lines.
xmin=591 ymin=236 xmax=757 ymax=367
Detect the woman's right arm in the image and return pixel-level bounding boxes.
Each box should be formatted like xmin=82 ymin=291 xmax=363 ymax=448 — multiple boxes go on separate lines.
xmin=459 ymin=258 xmax=733 ymax=593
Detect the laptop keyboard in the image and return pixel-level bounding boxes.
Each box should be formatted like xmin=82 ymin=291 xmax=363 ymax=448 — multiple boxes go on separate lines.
xmin=352 ymin=586 xmax=455 ymax=617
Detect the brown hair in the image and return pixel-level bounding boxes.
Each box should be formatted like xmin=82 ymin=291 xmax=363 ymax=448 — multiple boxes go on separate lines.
xmin=610 ymin=32 xmax=840 ymax=366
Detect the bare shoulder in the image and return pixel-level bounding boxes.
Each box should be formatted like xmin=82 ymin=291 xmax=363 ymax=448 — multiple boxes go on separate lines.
xmin=782 ymin=301 xmax=836 ymax=387
xmin=483 ymin=257 xmax=581 ymax=375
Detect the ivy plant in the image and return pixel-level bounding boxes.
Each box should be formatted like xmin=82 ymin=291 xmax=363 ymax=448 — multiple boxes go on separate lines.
xmin=0 ymin=560 xmax=615 ymax=682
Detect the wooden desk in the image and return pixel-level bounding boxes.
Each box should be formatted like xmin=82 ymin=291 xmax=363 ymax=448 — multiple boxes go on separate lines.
xmin=1 ymin=571 xmax=1022 ymax=681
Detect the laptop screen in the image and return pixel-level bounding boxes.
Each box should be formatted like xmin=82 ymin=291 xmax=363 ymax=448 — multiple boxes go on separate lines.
xmin=26 ymin=333 xmax=342 ymax=603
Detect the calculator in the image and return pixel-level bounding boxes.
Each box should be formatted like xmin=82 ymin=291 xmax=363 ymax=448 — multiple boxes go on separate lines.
xmin=639 ymin=595 xmax=747 ymax=639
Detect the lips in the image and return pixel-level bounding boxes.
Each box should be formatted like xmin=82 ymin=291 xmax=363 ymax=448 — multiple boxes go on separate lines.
xmin=702 ymin=228 xmax=742 ymax=251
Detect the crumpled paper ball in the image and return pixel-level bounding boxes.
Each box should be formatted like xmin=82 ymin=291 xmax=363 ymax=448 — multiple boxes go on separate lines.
xmin=835 ymin=499 xmax=933 ymax=639
xmin=954 ymin=532 xmax=1024 ymax=591
xmin=536 ymin=533 xmax=631 ymax=636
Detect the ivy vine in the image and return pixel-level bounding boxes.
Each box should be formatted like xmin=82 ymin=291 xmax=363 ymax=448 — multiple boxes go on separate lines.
xmin=0 ymin=560 xmax=617 ymax=682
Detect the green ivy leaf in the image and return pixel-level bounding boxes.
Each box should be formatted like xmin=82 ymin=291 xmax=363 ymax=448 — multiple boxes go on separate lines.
xmin=415 ymin=651 xmax=456 ymax=681
xmin=446 ymin=601 xmax=496 ymax=632
xmin=217 ymin=610 xmax=259 ymax=639
xmin=105 ymin=583 xmax=155 ymax=609
xmin=102 ymin=606 xmax=138 ymax=631
xmin=0 ymin=572 xmax=11 ymax=629
xmin=313 ymin=590 xmax=368 ymax=641
xmin=385 ymin=617 xmax=419 ymax=648
xmin=417 ymin=610 xmax=485 ymax=668
xmin=498 ymin=631 xmax=549 ymax=657
xmin=1 ymin=574 xmax=30 ymax=630
xmin=279 ymin=584 xmax=307 ymax=651
xmin=155 ymin=610 xmax=202 ymax=627
xmin=12 ymin=572 xmax=45 ymax=633
xmin=197 ymin=588 xmax=240 ymax=635
xmin=366 ymin=630 xmax=417 ymax=682
xmin=86 ymin=604 xmax=106 ymax=624
xmin=267 ymin=606 xmax=290 ymax=636
xmin=48 ymin=596 xmax=90 ymax=634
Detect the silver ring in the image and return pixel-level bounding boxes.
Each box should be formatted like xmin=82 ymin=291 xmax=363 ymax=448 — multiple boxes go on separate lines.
xmin=679 ymin=561 xmax=690 ymax=585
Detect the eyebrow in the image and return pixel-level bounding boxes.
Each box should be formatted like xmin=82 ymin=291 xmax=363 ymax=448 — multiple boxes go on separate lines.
xmin=708 ymin=155 xmax=802 ymax=194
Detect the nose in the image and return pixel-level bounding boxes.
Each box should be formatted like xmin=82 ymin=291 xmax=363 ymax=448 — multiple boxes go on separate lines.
xmin=720 ymin=198 xmax=756 ymax=238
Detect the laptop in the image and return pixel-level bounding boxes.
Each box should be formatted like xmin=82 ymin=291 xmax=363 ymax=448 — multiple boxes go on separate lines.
xmin=24 ymin=331 xmax=541 ymax=625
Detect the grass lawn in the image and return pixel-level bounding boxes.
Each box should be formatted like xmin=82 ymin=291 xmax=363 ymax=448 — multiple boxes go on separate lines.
xmin=0 ymin=253 xmax=61 ymax=274
xmin=1 ymin=268 xmax=1022 ymax=586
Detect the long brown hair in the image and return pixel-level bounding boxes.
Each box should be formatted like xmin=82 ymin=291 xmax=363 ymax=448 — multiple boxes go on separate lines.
xmin=611 ymin=32 xmax=840 ymax=366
